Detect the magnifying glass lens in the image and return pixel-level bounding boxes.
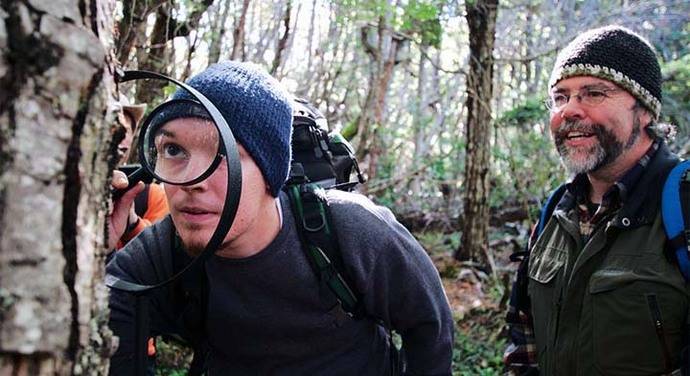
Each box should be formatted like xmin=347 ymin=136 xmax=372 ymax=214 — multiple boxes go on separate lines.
xmin=142 ymin=102 xmax=221 ymax=184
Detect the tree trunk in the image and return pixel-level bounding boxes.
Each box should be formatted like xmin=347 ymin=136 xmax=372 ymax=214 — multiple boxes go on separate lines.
xmin=135 ymin=0 xmax=212 ymax=104
xmin=116 ymin=0 xmax=166 ymax=66
xmin=135 ymin=4 xmax=174 ymax=105
xmin=207 ymin=0 xmax=232 ymax=66
xmin=0 ymin=0 xmax=118 ymax=374
xmin=354 ymin=12 xmax=405 ymax=183
xmin=455 ymin=0 xmax=498 ymax=269
xmin=270 ymin=0 xmax=292 ymax=76
xmin=231 ymin=0 xmax=251 ymax=61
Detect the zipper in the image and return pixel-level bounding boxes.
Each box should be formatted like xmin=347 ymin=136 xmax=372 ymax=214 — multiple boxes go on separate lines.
xmin=646 ymin=294 xmax=673 ymax=373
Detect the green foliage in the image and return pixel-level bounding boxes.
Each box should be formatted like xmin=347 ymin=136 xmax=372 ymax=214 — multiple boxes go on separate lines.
xmin=154 ymin=338 xmax=193 ymax=376
xmin=335 ymin=0 xmax=396 ymax=23
xmin=492 ymin=98 xmax=565 ymax=220
xmin=416 ymin=230 xmax=461 ymax=255
xmin=162 ymin=83 xmax=179 ymax=100
xmin=496 ymin=97 xmax=546 ymax=129
xmin=661 ymin=54 xmax=690 ymax=137
xmin=341 ymin=119 xmax=358 ymax=140
xmin=402 ymin=0 xmax=443 ymax=47
xmin=452 ymin=308 xmax=506 ymax=375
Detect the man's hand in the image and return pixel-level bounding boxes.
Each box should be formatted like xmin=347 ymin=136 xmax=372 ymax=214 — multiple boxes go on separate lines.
xmin=108 ymin=170 xmax=145 ymax=250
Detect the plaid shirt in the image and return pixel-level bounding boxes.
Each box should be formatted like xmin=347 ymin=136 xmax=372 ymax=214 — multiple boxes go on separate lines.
xmin=503 ymin=141 xmax=661 ymax=374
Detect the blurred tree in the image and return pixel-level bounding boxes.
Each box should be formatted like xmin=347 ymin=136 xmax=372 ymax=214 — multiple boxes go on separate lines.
xmin=231 ymin=0 xmax=251 ymax=61
xmin=455 ymin=0 xmax=498 ymax=268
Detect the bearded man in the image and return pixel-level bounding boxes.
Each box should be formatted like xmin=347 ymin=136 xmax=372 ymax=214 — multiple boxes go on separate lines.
xmin=503 ymin=25 xmax=686 ymax=375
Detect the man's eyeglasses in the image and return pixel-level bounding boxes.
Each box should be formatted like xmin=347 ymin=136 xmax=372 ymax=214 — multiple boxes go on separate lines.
xmin=544 ymin=87 xmax=620 ymax=112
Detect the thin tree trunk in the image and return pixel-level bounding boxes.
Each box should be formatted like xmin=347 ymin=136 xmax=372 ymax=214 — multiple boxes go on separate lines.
xmin=208 ymin=0 xmax=232 ymax=66
xmin=275 ymin=1 xmax=302 ymax=77
xmin=410 ymin=45 xmax=430 ymax=203
xmin=354 ymin=9 xmax=405 ymax=183
xmin=270 ymin=0 xmax=292 ymax=76
xmin=305 ymin=0 xmax=317 ymax=76
xmin=135 ymin=0 xmax=212 ymax=104
xmin=116 ymin=0 xmax=166 ymax=66
xmin=231 ymin=0 xmax=251 ymax=61
xmin=455 ymin=0 xmax=498 ymax=269
xmin=135 ymin=4 xmax=172 ymax=104
xmin=0 ymin=0 xmax=118 ymax=373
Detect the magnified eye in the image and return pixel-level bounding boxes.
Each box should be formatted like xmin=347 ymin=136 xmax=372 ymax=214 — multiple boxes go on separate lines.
xmin=162 ymin=143 xmax=188 ymax=160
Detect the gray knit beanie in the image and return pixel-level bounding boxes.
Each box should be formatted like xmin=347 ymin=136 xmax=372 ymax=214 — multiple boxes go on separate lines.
xmin=150 ymin=61 xmax=293 ymax=197
xmin=549 ymin=25 xmax=662 ymax=118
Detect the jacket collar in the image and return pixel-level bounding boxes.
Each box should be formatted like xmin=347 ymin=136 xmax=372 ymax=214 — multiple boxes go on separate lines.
xmin=612 ymin=142 xmax=679 ymax=228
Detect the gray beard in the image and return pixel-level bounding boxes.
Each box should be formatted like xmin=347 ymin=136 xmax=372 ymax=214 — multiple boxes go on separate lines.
xmin=554 ymin=118 xmax=640 ymax=175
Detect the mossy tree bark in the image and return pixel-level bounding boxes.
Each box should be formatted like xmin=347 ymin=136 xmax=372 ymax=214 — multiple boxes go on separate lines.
xmin=0 ymin=0 xmax=120 ymax=374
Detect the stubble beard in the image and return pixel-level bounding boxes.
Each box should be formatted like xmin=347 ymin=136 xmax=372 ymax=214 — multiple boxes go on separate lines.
xmin=554 ymin=118 xmax=640 ymax=175
xmin=176 ymin=222 xmax=212 ymax=257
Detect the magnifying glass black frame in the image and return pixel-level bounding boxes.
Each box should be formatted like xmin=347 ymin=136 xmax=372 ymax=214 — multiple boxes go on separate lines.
xmin=108 ymin=69 xmax=242 ymax=376
xmin=138 ymin=98 xmax=227 ymax=186
xmin=109 ymin=69 xmax=242 ymax=291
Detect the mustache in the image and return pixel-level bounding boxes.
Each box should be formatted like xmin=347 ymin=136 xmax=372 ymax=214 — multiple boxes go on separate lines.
xmin=554 ymin=120 xmax=604 ymax=145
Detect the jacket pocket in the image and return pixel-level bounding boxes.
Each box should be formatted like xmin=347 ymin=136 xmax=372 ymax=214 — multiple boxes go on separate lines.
xmin=589 ymin=269 xmax=684 ymax=375
xmin=528 ymin=245 xmax=566 ymax=284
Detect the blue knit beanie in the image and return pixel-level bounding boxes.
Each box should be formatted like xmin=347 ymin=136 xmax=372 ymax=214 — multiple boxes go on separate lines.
xmin=150 ymin=61 xmax=293 ymax=197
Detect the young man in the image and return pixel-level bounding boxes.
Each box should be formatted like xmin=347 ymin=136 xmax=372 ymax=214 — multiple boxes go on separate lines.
xmin=107 ymin=61 xmax=454 ymax=375
xmin=504 ymin=26 xmax=687 ymax=375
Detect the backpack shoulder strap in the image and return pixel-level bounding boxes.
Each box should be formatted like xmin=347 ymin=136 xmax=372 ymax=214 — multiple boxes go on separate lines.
xmin=285 ymin=183 xmax=363 ymax=318
xmin=661 ymin=160 xmax=690 ymax=282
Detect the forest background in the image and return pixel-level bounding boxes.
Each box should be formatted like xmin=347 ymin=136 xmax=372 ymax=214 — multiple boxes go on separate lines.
xmin=0 ymin=0 xmax=689 ymax=375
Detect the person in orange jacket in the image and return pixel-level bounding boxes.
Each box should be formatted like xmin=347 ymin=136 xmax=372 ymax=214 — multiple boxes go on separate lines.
xmin=115 ymin=100 xmax=169 ymax=249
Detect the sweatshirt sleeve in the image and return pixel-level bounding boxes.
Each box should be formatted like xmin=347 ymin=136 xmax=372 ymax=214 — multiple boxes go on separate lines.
xmin=328 ymin=192 xmax=454 ymax=375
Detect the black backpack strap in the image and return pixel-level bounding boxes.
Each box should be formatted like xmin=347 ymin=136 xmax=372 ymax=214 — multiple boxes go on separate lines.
xmin=134 ymin=184 xmax=150 ymax=217
xmin=286 ymin=183 xmax=362 ymax=318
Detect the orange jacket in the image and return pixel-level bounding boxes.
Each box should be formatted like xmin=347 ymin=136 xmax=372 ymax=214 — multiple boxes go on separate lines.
xmin=117 ymin=183 xmax=169 ymax=248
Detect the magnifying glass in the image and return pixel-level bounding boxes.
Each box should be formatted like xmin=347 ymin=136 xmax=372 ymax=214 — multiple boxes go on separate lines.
xmin=107 ymin=70 xmax=242 ymax=292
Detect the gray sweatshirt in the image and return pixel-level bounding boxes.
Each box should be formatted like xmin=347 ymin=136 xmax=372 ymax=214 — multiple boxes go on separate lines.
xmin=107 ymin=190 xmax=453 ymax=375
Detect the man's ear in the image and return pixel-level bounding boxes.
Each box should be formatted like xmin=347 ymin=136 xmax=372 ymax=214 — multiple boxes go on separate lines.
xmin=638 ymin=109 xmax=652 ymax=130
xmin=631 ymin=100 xmax=653 ymax=130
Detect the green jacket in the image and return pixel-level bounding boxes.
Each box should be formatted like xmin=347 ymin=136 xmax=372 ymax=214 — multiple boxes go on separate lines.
xmin=528 ymin=144 xmax=689 ymax=376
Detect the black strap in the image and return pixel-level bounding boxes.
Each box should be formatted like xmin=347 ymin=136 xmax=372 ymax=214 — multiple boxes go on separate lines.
xmin=286 ymin=183 xmax=362 ymax=318
xmin=134 ymin=184 xmax=150 ymax=217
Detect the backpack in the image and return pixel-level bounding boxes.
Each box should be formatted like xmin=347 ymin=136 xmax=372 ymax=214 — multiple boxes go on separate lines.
xmin=289 ymin=97 xmax=365 ymax=191
xmin=284 ymin=97 xmax=366 ymax=318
